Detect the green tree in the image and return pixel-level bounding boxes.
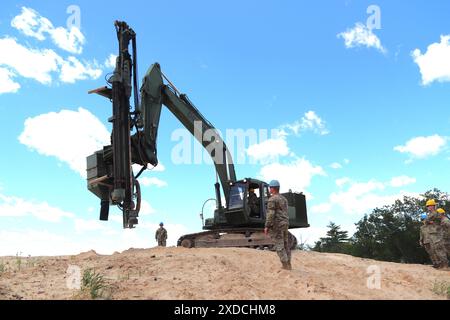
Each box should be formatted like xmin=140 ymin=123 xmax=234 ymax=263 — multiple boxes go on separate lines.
xmin=351 ymin=190 xmax=449 ymax=263
xmin=313 ymin=222 xmax=351 ymax=254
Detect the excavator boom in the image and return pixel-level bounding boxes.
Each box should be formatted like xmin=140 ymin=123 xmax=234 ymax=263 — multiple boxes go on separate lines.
xmin=135 ymin=63 xmax=236 ymax=201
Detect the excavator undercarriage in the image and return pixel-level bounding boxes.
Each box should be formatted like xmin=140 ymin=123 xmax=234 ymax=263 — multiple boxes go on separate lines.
xmin=178 ymin=228 xmax=298 ymax=250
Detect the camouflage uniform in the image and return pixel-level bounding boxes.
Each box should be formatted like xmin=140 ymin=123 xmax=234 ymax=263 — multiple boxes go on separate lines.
xmin=265 ymin=193 xmax=291 ymax=269
xmin=155 ymin=226 xmax=167 ymax=247
xmin=441 ymin=215 xmax=450 ymax=259
xmin=248 ymin=191 xmax=260 ymax=217
xmin=420 ymin=212 xmax=448 ymax=268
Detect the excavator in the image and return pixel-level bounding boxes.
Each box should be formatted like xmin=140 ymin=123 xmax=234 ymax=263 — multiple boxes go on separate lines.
xmin=86 ymin=21 xmax=309 ymax=249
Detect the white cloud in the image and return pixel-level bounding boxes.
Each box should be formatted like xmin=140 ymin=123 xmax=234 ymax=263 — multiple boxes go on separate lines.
xmin=74 ymin=218 xmax=110 ymax=233
xmin=132 ymin=162 xmax=166 ymax=175
xmin=394 ymin=135 xmax=447 ymax=159
xmin=0 ymin=37 xmax=61 ymax=84
xmin=110 ymin=215 xmax=124 ymax=224
xmin=300 ymin=111 xmax=330 ymax=135
xmin=0 ymin=219 xmax=192 ymax=255
xmin=11 ymin=7 xmax=52 ymax=41
xmin=104 ymin=54 xmax=117 ymax=69
xmin=0 ymin=229 xmax=81 ymax=256
xmin=280 ymin=110 xmax=329 ymax=136
xmin=247 ymin=138 xmax=290 ymax=163
xmin=294 ymin=223 xmax=358 ymax=245
xmin=289 ymin=226 xmax=328 ymax=246
xmin=412 ymin=35 xmax=450 ymax=85
xmin=59 ymin=56 xmax=102 ymax=83
xmin=345 ymin=180 xmax=385 ymax=197
xmin=0 ymin=37 xmax=101 ymax=87
xmin=50 ymin=26 xmax=85 ymax=55
xmin=0 ymin=192 xmax=74 ymax=222
xmin=0 ymin=228 xmax=144 ymax=256
xmin=18 ymin=108 xmax=110 ymax=177
xmin=290 ymin=225 xmax=357 ymax=247
xmin=335 ymin=177 xmax=351 ymax=187
xmin=11 ymin=7 xmax=85 ymax=54
xmin=330 ymin=162 xmax=342 ymax=169
xmin=338 ymin=22 xmax=386 ymax=53
xmin=329 ymin=178 xmax=418 ymax=215
xmin=311 ymin=203 xmax=332 ymax=214
xmin=0 ymin=193 xmax=190 ymax=255
xmin=389 ymin=175 xmax=416 ymax=188
xmin=152 ymin=163 xmax=166 ymax=172
xmin=139 ymin=199 xmax=156 ymax=216
xmin=259 ymin=158 xmax=326 ymax=195
xmin=139 ymin=177 xmax=168 ymax=188
xmin=321 ymin=175 xmax=420 ymax=216
xmin=0 ymin=67 xmax=20 ymax=94
xmin=0 ymin=8 xmax=103 ymax=91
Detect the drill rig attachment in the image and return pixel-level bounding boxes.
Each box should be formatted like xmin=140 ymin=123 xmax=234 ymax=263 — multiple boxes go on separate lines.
xmin=86 ymin=21 xmax=144 ymax=228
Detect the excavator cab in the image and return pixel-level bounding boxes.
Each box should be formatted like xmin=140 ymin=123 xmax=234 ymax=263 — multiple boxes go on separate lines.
xmin=204 ymin=178 xmax=309 ymax=230
xmin=223 ymin=179 xmax=266 ymax=225
xmin=195 ymin=178 xmax=308 ymax=249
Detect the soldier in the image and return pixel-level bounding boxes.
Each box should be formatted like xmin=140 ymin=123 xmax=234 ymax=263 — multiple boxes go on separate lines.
xmin=420 ymin=213 xmax=439 ymax=267
xmin=155 ymin=222 xmax=167 ymax=247
xmin=264 ymin=180 xmax=292 ymax=270
xmin=419 ymin=199 xmax=448 ymax=269
xmin=437 ymin=208 xmax=450 ymax=260
xmin=248 ymin=188 xmax=260 ymax=217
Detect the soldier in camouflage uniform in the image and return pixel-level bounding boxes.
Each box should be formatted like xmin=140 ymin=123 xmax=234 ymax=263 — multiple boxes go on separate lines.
xmin=437 ymin=208 xmax=450 ymax=261
xmin=155 ymin=222 xmax=167 ymax=247
xmin=419 ymin=200 xmax=448 ymax=269
xmin=248 ymin=188 xmax=260 ymax=217
xmin=264 ymin=180 xmax=292 ymax=270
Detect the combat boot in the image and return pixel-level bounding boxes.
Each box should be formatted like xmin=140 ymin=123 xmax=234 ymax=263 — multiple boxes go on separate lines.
xmin=437 ymin=262 xmax=448 ymax=269
xmin=287 ymin=261 xmax=292 ymax=270
xmin=282 ymin=261 xmax=292 ymax=270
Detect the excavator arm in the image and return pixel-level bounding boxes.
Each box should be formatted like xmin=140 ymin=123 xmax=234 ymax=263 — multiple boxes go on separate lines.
xmin=133 ymin=63 xmax=236 ymax=202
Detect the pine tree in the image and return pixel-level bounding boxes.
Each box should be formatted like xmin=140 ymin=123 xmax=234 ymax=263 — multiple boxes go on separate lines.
xmin=313 ymin=222 xmax=350 ymax=253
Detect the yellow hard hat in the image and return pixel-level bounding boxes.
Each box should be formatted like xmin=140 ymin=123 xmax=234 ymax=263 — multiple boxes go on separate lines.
xmin=426 ymin=199 xmax=436 ymax=207
xmin=437 ymin=208 xmax=445 ymax=214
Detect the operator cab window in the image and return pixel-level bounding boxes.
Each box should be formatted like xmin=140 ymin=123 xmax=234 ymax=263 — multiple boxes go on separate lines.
xmin=228 ymin=183 xmax=246 ymax=210
xmin=248 ymin=184 xmax=261 ymax=218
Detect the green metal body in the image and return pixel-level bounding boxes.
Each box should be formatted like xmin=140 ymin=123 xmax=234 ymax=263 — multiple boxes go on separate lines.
xmin=204 ymin=178 xmax=309 ymax=230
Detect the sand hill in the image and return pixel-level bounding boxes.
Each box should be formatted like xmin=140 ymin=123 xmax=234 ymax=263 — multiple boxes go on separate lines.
xmin=0 ymin=247 xmax=449 ymax=300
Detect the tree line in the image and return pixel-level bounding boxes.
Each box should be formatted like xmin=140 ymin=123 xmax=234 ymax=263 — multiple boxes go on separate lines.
xmin=308 ymin=189 xmax=449 ymax=264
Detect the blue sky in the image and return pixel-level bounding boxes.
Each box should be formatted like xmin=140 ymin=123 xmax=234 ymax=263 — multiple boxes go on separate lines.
xmin=0 ymin=0 xmax=449 ymax=255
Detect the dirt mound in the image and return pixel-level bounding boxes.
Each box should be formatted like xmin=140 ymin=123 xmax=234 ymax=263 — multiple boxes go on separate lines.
xmin=75 ymin=250 xmax=99 ymax=260
xmin=0 ymin=247 xmax=449 ymax=300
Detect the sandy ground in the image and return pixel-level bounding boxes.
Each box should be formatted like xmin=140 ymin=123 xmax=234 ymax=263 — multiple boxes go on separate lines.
xmin=0 ymin=247 xmax=449 ymax=300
